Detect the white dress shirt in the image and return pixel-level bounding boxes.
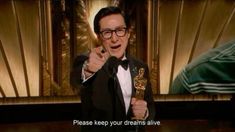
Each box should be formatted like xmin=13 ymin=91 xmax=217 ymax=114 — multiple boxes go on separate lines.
xmin=116 ymin=64 xmax=132 ymax=114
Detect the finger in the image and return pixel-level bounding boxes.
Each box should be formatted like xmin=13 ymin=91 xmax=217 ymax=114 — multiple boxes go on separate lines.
xmin=102 ymin=51 xmax=110 ymax=61
xmin=131 ymin=98 xmax=137 ymax=105
xmin=86 ymin=63 xmax=102 ymax=73
xmin=132 ymin=103 xmax=147 ymax=108
xmin=98 ymin=46 xmax=111 ymax=61
xmin=100 ymin=45 xmax=111 ymax=57
xmin=89 ymin=52 xmax=106 ymax=67
xmin=95 ymin=47 xmax=107 ymax=61
xmin=132 ymin=104 xmax=147 ymax=110
xmin=133 ymin=110 xmax=145 ymax=115
xmin=134 ymin=100 xmax=147 ymax=106
xmin=95 ymin=46 xmax=103 ymax=55
xmin=87 ymin=58 xmax=105 ymax=70
xmin=90 ymin=51 xmax=104 ymax=62
xmin=132 ymin=107 xmax=147 ymax=113
xmin=132 ymin=110 xmax=145 ymax=118
xmin=132 ymin=100 xmax=147 ymax=110
xmin=100 ymin=46 xmax=106 ymax=54
xmin=96 ymin=51 xmax=103 ymax=59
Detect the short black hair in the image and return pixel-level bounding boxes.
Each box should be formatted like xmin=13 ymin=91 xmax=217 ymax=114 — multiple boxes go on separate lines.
xmin=93 ymin=6 xmax=129 ymax=34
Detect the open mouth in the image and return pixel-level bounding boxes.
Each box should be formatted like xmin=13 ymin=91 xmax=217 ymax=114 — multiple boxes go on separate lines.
xmin=111 ymin=45 xmax=121 ymax=49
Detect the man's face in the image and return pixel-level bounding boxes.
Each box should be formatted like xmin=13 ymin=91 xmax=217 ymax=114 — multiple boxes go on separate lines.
xmin=98 ymin=14 xmax=130 ymax=59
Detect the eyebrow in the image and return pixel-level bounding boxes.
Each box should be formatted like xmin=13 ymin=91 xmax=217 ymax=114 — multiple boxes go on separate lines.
xmin=100 ymin=25 xmax=126 ymax=31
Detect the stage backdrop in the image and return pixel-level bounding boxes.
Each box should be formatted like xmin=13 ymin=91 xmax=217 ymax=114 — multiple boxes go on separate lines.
xmin=0 ymin=0 xmax=235 ymax=103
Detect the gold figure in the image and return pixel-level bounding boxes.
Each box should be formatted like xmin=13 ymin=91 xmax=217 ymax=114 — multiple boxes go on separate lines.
xmin=134 ymin=68 xmax=147 ymax=99
xmin=132 ymin=68 xmax=147 ymax=120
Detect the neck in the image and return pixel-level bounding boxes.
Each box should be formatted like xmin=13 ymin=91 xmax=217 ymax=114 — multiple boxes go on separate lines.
xmin=119 ymin=53 xmax=126 ymax=60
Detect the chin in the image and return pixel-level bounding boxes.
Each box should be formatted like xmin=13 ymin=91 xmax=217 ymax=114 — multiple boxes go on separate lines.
xmin=110 ymin=50 xmax=125 ymax=59
xmin=117 ymin=54 xmax=125 ymax=59
xmin=111 ymin=53 xmax=122 ymax=59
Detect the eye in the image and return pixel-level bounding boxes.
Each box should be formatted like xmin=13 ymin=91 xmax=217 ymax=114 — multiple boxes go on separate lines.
xmin=116 ymin=28 xmax=126 ymax=36
xmin=102 ymin=30 xmax=112 ymax=34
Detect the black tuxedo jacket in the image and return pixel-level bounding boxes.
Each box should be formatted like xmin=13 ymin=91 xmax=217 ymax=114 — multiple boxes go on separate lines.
xmin=70 ymin=54 xmax=155 ymax=132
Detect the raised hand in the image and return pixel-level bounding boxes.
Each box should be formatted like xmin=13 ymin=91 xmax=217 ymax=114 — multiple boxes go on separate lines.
xmin=84 ymin=46 xmax=110 ymax=78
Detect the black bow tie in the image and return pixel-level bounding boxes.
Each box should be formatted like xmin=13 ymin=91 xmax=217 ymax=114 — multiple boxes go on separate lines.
xmin=119 ymin=59 xmax=129 ymax=70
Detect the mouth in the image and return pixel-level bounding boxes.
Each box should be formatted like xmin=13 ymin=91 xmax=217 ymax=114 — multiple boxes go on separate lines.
xmin=111 ymin=44 xmax=121 ymax=49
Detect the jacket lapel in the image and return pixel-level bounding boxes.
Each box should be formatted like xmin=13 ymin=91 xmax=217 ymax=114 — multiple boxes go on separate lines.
xmin=114 ymin=55 xmax=140 ymax=117
xmin=127 ymin=56 xmax=138 ymax=97
xmin=126 ymin=56 xmax=139 ymax=117
xmin=115 ymin=75 xmax=126 ymax=113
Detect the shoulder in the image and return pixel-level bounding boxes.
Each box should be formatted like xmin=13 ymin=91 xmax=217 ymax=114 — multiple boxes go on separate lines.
xmin=177 ymin=41 xmax=235 ymax=93
xmin=128 ymin=55 xmax=148 ymax=68
xmin=171 ymin=40 xmax=235 ymax=94
xmin=185 ymin=40 xmax=235 ymax=75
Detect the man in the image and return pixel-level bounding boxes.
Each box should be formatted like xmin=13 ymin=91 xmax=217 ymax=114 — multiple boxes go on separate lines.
xmin=70 ymin=6 xmax=155 ymax=131
xmin=170 ymin=40 xmax=235 ymax=94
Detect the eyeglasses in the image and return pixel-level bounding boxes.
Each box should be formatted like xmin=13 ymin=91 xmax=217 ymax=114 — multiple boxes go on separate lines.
xmin=99 ymin=27 xmax=127 ymax=39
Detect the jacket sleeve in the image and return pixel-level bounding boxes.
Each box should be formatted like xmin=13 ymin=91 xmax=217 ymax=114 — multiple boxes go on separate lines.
xmin=144 ymin=65 xmax=156 ymax=120
xmin=70 ymin=55 xmax=88 ymax=88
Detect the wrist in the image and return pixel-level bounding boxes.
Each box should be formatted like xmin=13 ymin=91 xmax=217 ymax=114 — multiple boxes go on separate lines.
xmin=83 ymin=60 xmax=94 ymax=77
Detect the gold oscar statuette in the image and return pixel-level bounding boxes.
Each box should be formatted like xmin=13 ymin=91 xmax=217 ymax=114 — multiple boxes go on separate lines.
xmin=132 ymin=68 xmax=147 ymax=120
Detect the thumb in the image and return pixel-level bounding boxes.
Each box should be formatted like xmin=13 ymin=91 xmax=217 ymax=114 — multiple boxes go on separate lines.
xmin=131 ymin=97 xmax=137 ymax=105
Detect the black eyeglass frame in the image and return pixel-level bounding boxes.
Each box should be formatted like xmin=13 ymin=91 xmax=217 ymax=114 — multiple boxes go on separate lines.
xmin=99 ymin=27 xmax=128 ymax=40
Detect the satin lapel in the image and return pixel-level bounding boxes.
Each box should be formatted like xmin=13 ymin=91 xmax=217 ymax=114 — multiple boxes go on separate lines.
xmin=127 ymin=56 xmax=138 ymax=97
xmin=115 ymin=75 xmax=126 ymax=113
xmin=126 ymin=56 xmax=138 ymax=117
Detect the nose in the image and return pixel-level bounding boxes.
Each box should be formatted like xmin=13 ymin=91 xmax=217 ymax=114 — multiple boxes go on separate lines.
xmin=111 ymin=32 xmax=118 ymax=42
